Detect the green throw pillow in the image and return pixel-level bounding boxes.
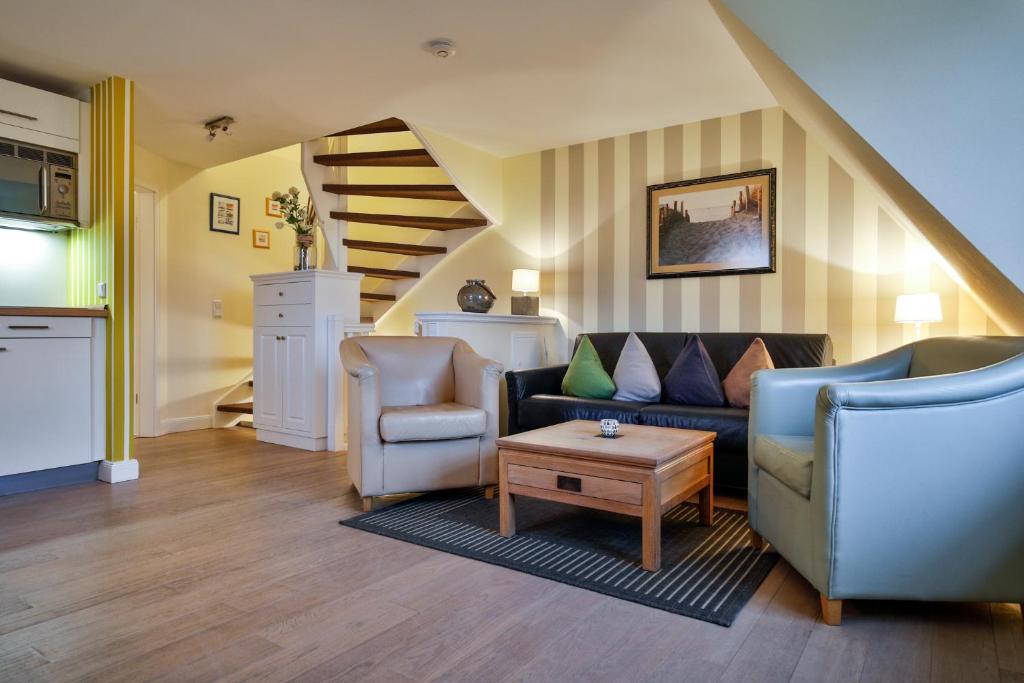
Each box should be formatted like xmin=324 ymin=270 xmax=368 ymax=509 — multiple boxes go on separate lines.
xmin=561 ymin=336 xmax=616 ymax=399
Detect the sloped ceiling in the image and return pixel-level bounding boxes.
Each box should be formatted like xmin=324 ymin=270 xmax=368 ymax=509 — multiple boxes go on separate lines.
xmin=716 ymin=0 xmax=1024 ymax=332
xmin=0 ymin=0 xmax=774 ymax=168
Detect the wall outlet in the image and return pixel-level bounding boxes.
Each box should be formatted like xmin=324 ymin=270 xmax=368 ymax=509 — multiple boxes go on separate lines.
xmin=212 ymin=299 xmax=223 ymax=319
xmin=96 ymin=282 xmax=107 ymax=299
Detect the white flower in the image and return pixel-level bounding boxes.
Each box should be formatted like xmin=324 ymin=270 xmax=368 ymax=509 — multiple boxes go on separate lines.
xmin=271 ymin=191 xmax=281 ymax=200
xmin=274 ymin=221 xmax=285 ymax=230
xmin=289 ymin=187 xmax=299 ymax=196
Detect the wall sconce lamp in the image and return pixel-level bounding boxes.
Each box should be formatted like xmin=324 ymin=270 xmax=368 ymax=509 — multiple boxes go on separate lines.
xmin=511 ymin=268 xmax=540 ymax=316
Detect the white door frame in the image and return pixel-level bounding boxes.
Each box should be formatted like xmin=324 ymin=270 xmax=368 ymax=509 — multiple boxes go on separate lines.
xmin=133 ymin=184 xmax=159 ymax=437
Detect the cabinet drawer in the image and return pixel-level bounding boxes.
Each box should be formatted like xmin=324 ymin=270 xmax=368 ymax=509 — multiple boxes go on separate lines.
xmin=254 ymin=304 xmax=314 ymax=327
xmin=0 ymin=78 xmax=80 ymax=142
xmin=0 ymin=316 xmax=92 ymax=338
xmin=255 ymin=281 xmax=313 ymax=306
xmin=507 ymin=463 xmax=642 ymax=505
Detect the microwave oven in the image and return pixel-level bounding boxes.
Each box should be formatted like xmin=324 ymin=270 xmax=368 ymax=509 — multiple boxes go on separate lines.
xmin=0 ymin=137 xmax=78 ymax=230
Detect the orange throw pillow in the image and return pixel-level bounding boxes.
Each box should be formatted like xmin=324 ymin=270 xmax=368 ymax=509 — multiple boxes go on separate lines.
xmin=722 ymin=338 xmax=775 ymax=408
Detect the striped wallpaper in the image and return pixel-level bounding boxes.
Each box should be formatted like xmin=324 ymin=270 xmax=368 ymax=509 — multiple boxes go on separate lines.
xmin=68 ymin=76 xmax=135 ymax=462
xmin=537 ymin=107 xmax=999 ymax=364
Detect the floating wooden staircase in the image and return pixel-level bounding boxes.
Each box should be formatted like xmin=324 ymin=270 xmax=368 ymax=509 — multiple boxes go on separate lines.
xmin=312 ymin=117 xmax=491 ymax=322
xmin=217 ymin=402 xmax=253 ymax=415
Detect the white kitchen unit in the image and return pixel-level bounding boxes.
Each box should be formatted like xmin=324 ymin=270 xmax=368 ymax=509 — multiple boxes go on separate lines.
xmin=250 ymin=270 xmax=361 ymax=451
xmin=414 ymin=311 xmax=563 ymax=434
xmin=0 ymin=77 xmax=82 ymax=152
xmin=0 ymin=309 xmax=106 ymax=479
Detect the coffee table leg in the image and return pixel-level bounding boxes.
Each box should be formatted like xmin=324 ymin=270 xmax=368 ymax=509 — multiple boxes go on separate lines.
xmin=642 ymin=478 xmax=661 ymax=571
xmin=498 ymin=450 xmax=515 ymax=537
xmin=699 ymin=448 xmax=714 ymax=526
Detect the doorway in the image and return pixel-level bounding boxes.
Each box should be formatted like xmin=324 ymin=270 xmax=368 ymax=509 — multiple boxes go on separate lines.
xmin=134 ymin=186 xmax=158 ymax=437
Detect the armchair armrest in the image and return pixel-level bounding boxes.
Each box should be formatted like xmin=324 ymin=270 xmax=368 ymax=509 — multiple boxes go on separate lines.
xmin=339 ymin=338 xmax=378 ymax=381
xmin=453 ymin=342 xmax=504 ymax=413
xmin=750 ymin=345 xmax=914 ymax=440
xmin=505 ymin=364 xmax=569 ymax=434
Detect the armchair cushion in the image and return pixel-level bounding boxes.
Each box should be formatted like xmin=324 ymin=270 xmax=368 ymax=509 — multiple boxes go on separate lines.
xmin=379 ymin=403 xmax=486 ymax=443
xmin=752 ymin=435 xmax=814 ymax=498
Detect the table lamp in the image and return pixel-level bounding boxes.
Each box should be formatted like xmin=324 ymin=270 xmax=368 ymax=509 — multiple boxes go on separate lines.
xmin=511 ymin=268 xmax=540 ymax=315
xmin=895 ymin=292 xmax=942 ymax=339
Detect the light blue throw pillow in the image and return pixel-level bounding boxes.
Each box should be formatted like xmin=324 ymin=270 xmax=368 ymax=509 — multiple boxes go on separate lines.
xmin=612 ymin=333 xmax=662 ymax=402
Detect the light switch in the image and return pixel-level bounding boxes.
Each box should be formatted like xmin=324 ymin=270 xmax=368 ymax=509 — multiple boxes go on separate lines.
xmin=212 ymin=299 xmax=223 ymax=319
xmin=96 ymin=282 xmax=107 ymax=299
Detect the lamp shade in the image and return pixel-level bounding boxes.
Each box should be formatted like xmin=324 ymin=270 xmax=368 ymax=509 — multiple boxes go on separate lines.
xmin=512 ymin=268 xmax=540 ymax=293
xmin=894 ymin=293 xmax=942 ymax=324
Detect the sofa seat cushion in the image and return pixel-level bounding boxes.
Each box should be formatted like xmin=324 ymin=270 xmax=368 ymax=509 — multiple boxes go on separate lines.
xmin=639 ymin=404 xmax=749 ymax=454
xmin=753 ymin=435 xmax=814 ymax=498
xmin=518 ymin=395 xmax=644 ymax=431
xmin=379 ymin=403 xmax=486 ymax=443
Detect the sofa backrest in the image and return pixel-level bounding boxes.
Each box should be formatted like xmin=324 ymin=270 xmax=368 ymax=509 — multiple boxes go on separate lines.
xmin=908 ymin=336 xmax=1024 ymax=378
xmin=575 ymin=332 xmax=834 ymax=383
xmin=353 ymin=336 xmax=457 ymax=406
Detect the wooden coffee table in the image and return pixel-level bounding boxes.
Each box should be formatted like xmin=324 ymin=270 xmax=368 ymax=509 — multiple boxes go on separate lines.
xmin=496 ymin=420 xmax=716 ymax=572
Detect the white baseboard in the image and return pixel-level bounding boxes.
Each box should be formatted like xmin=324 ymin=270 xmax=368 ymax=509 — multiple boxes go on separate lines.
xmin=98 ymin=459 xmax=140 ymax=483
xmin=256 ymin=429 xmax=327 ymax=451
xmin=161 ymin=415 xmax=212 ymax=434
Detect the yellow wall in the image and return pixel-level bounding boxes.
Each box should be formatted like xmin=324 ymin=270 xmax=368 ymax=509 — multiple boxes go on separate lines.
xmin=135 ymin=144 xmax=306 ymax=429
xmin=379 ymin=107 xmax=998 ymax=363
xmin=68 ymin=76 xmax=134 ymax=461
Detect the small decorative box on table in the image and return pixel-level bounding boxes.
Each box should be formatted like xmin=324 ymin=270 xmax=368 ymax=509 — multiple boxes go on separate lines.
xmin=496 ymin=420 xmax=716 ymax=571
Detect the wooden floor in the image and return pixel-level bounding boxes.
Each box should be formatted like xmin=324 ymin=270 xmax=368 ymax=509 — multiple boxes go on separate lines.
xmin=1 ymin=429 xmax=1021 ymax=682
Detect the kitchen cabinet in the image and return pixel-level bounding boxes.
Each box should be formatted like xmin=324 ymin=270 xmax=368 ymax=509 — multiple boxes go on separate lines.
xmin=0 ymin=310 xmax=106 ymax=478
xmin=0 ymin=77 xmax=81 ymax=152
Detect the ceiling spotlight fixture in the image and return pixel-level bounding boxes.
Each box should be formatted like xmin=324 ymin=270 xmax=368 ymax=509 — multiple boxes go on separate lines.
xmin=204 ymin=115 xmax=235 ymax=142
xmin=428 ymin=39 xmax=456 ymax=59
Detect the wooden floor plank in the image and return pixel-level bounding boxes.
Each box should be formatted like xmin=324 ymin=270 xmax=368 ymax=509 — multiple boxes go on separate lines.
xmin=0 ymin=428 xmax=1007 ymax=681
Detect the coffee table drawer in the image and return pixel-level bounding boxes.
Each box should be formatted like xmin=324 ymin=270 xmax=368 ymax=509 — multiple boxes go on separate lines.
xmin=507 ymin=464 xmax=642 ymax=505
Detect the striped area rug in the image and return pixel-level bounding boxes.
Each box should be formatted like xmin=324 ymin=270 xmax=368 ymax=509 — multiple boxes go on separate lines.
xmin=340 ymin=488 xmax=777 ymax=626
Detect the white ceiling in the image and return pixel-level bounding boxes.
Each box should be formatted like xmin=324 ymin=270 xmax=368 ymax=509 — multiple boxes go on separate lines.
xmin=0 ymin=0 xmax=774 ymax=168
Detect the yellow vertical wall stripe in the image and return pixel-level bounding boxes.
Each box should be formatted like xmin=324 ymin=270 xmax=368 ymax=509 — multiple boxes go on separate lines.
xmin=67 ymin=76 xmax=134 ymax=462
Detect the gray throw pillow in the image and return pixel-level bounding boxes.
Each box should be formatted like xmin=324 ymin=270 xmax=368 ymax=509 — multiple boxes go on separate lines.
xmin=612 ymin=333 xmax=662 ymax=402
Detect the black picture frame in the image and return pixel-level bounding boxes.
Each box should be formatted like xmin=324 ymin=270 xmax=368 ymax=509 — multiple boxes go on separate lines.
xmin=646 ymin=168 xmax=776 ymax=279
xmin=209 ymin=193 xmax=241 ymax=235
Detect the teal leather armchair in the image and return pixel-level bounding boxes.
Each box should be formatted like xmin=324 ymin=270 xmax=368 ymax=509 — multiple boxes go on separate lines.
xmin=748 ymin=336 xmax=1024 ymax=625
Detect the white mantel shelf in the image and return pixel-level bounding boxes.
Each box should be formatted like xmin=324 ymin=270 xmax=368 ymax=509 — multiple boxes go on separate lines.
xmin=414 ymin=311 xmax=559 ymax=326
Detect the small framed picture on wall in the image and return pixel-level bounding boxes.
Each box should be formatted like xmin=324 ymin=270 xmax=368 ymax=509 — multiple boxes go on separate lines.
xmin=210 ymin=193 xmax=241 ymax=235
xmin=252 ymin=229 xmax=270 ymax=249
xmin=265 ymin=197 xmax=283 ymax=218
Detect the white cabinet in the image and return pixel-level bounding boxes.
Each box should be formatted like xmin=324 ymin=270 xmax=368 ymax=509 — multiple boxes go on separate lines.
xmin=0 ymin=77 xmax=81 ymax=151
xmin=0 ymin=314 xmax=106 ymax=477
xmin=251 ymin=271 xmax=361 ymax=451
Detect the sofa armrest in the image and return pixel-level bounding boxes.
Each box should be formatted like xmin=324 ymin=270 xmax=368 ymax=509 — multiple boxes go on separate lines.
xmin=505 ymin=364 xmax=568 ymax=434
xmin=750 ymin=345 xmax=913 ymax=440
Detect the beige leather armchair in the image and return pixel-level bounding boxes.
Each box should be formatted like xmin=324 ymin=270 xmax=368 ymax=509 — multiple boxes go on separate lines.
xmin=340 ymin=336 xmax=504 ymax=510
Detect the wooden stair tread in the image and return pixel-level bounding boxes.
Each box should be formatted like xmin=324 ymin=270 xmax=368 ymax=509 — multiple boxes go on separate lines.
xmin=331 ymin=211 xmax=487 ymax=231
xmin=329 ymin=118 xmax=409 ymax=136
xmin=349 ymin=265 xmax=419 ymax=280
xmin=217 ymin=402 xmax=253 ymax=415
xmin=322 ymin=184 xmax=467 ymax=202
xmin=313 ymin=149 xmax=436 ymax=167
xmin=343 ymin=238 xmax=447 ymax=256
xmin=361 ymin=292 xmax=397 ymax=302
xmin=360 ymin=316 xmax=375 ymax=324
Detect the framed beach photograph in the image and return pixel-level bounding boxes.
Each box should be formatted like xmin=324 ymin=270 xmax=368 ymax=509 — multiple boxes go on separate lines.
xmin=252 ymin=229 xmax=270 ymax=249
xmin=209 ymin=193 xmax=241 ymax=235
xmin=647 ymin=168 xmax=776 ymax=279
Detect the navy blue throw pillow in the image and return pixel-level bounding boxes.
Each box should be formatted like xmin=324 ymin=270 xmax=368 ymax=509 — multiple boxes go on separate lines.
xmin=662 ymin=337 xmax=726 ymax=407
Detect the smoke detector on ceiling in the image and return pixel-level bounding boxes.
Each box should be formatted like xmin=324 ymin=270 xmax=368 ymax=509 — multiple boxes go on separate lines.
xmin=428 ymin=39 xmax=456 ymax=59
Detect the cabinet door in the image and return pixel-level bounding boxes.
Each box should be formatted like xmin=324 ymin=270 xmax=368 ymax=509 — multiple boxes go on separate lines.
xmin=0 ymin=338 xmax=92 ymax=476
xmin=253 ymin=329 xmax=282 ymax=428
xmin=280 ymin=329 xmax=313 ymax=432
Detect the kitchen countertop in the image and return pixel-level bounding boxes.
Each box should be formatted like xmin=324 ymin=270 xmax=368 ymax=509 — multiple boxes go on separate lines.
xmin=0 ymin=306 xmax=108 ymax=318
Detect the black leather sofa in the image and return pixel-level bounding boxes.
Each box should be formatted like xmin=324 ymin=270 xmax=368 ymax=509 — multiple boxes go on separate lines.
xmin=506 ymin=332 xmax=834 ymax=495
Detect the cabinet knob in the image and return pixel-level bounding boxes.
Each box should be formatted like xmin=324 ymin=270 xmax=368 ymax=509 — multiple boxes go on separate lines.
xmin=278 ymin=313 xmax=284 ymax=318
xmin=0 ymin=347 xmax=7 ymax=352
xmin=278 ymin=291 xmax=284 ymax=297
